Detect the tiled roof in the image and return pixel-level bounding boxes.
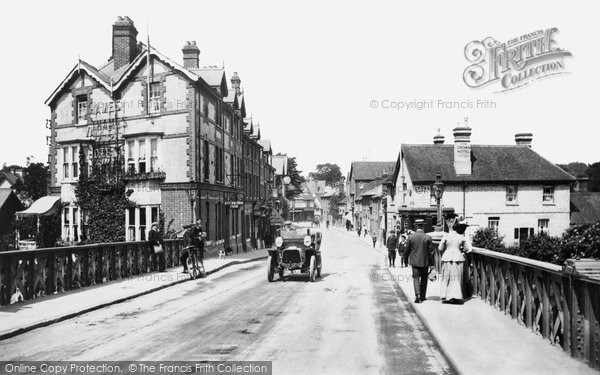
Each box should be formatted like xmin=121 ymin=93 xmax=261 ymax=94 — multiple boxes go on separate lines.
xmin=350 ymin=161 xmax=396 ymax=181
xmin=360 ymin=179 xmax=383 ymax=197
xmin=571 ymin=192 xmax=600 ymax=225
xmin=257 ymin=139 xmax=271 ymax=153
xmin=0 ymin=172 xmax=22 ymax=187
xmin=402 ymin=144 xmax=575 ymax=183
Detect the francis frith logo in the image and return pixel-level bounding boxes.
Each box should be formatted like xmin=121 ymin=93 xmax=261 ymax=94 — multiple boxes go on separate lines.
xmin=463 ymin=28 xmax=572 ymax=92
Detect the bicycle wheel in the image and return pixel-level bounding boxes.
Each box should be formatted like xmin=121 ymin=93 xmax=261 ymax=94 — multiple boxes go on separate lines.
xmin=198 ymin=260 xmax=206 ymax=278
xmin=187 ymin=256 xmax=197 ymax=280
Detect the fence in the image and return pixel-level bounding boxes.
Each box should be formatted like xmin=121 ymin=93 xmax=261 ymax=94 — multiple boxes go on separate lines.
xmin=0 ymin=239 xmax=184 ymax=306
xmin=431 ymin=232 xmax=600 ymax=370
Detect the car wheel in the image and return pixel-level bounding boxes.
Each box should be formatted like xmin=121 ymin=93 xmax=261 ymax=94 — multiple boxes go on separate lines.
xmin=309 ymin=255 xmax=316 ymax=282
xmin=267 ymin=255 xmax=275 ymax=282
xmin=317 ymin=256 xmax=322 ymax=278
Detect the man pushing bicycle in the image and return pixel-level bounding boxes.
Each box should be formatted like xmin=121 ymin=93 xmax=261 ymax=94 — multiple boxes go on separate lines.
xmin=181 ymin=219 xmax=206 ymax=276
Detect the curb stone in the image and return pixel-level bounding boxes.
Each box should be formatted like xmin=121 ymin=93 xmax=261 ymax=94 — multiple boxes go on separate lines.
xmin=0 ymin=255 xmax=268 ymax=341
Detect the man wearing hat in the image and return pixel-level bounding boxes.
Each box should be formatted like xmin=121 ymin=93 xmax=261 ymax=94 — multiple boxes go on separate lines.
xmin=386 ymin=230 xmax=399 ymax=267
xmin=148 ymin=222 xmax=165 ymax=272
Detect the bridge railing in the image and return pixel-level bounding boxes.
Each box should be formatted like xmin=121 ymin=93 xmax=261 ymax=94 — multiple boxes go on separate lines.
xmin=0 ymin=239 xmax=184 ymax=306
xmin=430 ymin=232 xmax=600 ymax=370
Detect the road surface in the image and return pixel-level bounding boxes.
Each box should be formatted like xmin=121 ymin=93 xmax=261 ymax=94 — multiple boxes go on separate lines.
xmin=0 ymin=228 xmax=453 ymax=375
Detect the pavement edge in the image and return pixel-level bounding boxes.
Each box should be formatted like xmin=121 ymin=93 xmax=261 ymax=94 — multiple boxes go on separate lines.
xmin=333 ymin=226 xmax=464 ymax=375
xmin=0 ymin=255 xmax=268 ymax=342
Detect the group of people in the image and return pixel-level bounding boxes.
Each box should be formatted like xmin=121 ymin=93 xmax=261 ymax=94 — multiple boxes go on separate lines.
xmin=385 ymin=218 xmax=471 ymax=304
xmin=146 ymin=219 xmax=207 ymax=274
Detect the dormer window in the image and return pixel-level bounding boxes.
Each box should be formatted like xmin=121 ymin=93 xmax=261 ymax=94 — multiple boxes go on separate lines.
xmin=76 ymin=95 xmax=88 ymax=124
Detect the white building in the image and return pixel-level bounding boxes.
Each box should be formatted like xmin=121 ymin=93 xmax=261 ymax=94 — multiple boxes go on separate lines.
xmin=390 ymin=124 xmax=575 ymax=246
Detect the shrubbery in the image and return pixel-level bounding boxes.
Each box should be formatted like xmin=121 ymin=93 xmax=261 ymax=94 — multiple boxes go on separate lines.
xmin=471 ymin=221 xmax=600 ymax=266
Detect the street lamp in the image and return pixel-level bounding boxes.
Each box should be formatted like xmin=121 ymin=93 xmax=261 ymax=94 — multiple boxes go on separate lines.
xmin=431 ymin=172 xmax=445 ymax=232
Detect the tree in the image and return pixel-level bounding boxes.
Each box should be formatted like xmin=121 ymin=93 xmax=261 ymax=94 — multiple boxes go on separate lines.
xmin=557 ymin=162 xmax=589 ymax=178
xmin=309 ymin=163 xmax=344 ymax=186
xmin=75 ymin=149 xmax=134 ymax=243
xmin=283 ymin=157 xmax=305 ymax=200
xmin=586 ymin=162 xmax=600 ymax=192
xmin=328 ymin=190 xmax=346 ymax=221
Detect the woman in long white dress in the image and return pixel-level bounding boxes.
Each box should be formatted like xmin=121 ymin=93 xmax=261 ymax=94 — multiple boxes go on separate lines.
xmin=438 ymin=220 xmax=471 ymax=303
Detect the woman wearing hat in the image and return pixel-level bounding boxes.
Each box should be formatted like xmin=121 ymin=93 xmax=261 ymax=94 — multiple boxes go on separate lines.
xmin=148 ymin=222 xmax=165 ymax=272
xmin=438 ymin=218 xmax=471 ymax=303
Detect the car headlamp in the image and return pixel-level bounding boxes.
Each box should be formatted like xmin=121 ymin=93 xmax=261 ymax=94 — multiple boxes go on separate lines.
xmin=275 ymin=236 xmax=283 ymax=248
xmin=303 ymin=235 xmax=312 ymax=246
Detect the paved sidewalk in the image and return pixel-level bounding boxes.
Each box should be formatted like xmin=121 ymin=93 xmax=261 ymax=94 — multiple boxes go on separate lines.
xmin=333 ymin=226 xmax=596 ymax=374
xmin=0 ymin=248 xmax=269 ymax=340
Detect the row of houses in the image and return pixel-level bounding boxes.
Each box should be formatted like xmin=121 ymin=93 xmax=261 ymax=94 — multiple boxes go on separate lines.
xmin=345 ymin=121 xmax=600 ymax=246
xmin=19 ymin=16 xmax=280 ymax=251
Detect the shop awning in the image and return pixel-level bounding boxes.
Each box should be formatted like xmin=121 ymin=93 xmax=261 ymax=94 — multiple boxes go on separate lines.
xmin=16 ymin=196 xmax=61 ymax=217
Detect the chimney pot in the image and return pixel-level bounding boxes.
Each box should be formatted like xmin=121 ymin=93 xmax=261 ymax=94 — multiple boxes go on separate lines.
xmin=515 ymin=132 xmax=533 ymax=147
xmin=112 ymin=16 xmax=138 ymax=71
xmin=433 ymin=128 xmax=445 ymax=145
xmin=231 ymin=71 xmax=241 ymax=94
xmin=453 ymin=121 xmax=472 ymax=175
xmin=182 ymin=40 xmax=200 ymax=69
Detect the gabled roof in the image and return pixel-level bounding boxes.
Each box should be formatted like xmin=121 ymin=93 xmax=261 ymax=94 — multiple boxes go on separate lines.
xmin=257 ymin=139 xmax=272 ymax=154
xmin=401 ymin=144 xmax=575 ymax=183
xmin=350 ymin=161 xmax=396 ymax=181
xmin=46 ymin=43 xmax=215 ymax=106
xmin=360 ymin=179 xmax=384 ymax=197
xmin=195 ymin=68 xmax=229 ymax=96
xmin=0 ymin=189 xmax=15 ymax=209
xmin=0 ymin=172 xmax=22 ymax=187
xmin=571 ymin=192 xmax=600 ymax=225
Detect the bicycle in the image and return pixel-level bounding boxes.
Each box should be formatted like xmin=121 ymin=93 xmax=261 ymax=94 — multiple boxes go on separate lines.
xmin=185 ymin=246 xmax=206 ymax=279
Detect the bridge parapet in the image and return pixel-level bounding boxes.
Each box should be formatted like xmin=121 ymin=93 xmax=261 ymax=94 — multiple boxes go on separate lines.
xmin=0 ymin=239 xmax=184 ymax=306
xmin=432 ymin=235 xmax=600 ymax=370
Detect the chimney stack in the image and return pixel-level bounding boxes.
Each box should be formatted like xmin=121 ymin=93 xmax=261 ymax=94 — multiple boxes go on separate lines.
xmin=453 ymin=118 xmax=472 ymax=175
xmin=182 ymin=41 xmax=200 ymax=69
xmin=515 ymin=132 xmax=533 ymax=147
xmin=433 ymin=128 xmax=445 ymax=145
xmin=231 ymin=72 xmax=241 ymax=94
xmin=112 ymin=16 xmax=138 ymax=71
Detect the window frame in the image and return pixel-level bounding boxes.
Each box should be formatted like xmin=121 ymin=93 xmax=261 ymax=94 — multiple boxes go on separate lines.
xmin=542 ymin=186 xmax=555 ymax=204
xmin=506 ymin=185 xmax=518 ymax=205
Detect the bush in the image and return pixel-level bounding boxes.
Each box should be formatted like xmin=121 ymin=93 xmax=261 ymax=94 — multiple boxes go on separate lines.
xmin=513 ymin=232 xmax=563 ymax=264
xmin=472 ymin=221 xmax=600 ymax=266
xmin=559 ymin=221 xmax=600 ymax=263
xmin=472 ymin=227 xmax=506 ymax=252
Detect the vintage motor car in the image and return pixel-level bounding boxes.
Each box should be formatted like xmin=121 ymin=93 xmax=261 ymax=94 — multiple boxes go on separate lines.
xmin=267 ymin=223 xmax=322 ymax=282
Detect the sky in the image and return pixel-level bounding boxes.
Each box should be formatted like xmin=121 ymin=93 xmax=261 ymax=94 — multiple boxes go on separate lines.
xmin=0 ymin=0 xmax=598 ymax=177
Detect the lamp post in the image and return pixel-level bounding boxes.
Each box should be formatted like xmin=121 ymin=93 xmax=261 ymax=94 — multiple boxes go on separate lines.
xmin=432 ymin=172 xmax=446 ymax=232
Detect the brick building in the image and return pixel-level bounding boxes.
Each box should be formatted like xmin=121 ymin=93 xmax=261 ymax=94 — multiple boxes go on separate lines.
xmin=389 ymin=123 xmax=575 ymax=245
xmin=44 ymin=16 xmax=275 ymax=251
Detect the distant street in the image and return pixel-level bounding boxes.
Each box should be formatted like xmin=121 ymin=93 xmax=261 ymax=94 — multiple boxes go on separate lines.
xmin=0 ymin=228 xmax=453 ymax=375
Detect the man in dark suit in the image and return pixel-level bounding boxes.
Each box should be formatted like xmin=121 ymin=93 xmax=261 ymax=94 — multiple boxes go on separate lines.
xmin=404 ymin=229 xmax=434 ymax=303
xmin=386 ymin=230 xmax=399 ymax=267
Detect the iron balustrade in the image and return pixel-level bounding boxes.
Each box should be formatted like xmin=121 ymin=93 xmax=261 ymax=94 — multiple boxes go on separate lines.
xmin=0 ymin=239 xmax=184 ymax=306
xmin=430 ymin=234 xmax=600 ymax=370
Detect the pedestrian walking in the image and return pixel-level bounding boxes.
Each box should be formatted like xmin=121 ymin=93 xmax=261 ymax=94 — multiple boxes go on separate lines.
xmin=386 ymin=230 xmax=399 ymax=267
xmin=438 ymin=219 xmax=471 ymax=303
xmin=357 ymin=226 xmax=361 ymax=237
xmin=404 ymin=228 xmax=434 ymax=303
xmin=398 ymin=233 xmax=408 ymax=268
xmin=326 ymin=220 xmax=330 ymax=229
xmin=371 ymin=231 xmax=377 ymax=248
xmin=148 ymin=222 xmax=165 ymax=272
